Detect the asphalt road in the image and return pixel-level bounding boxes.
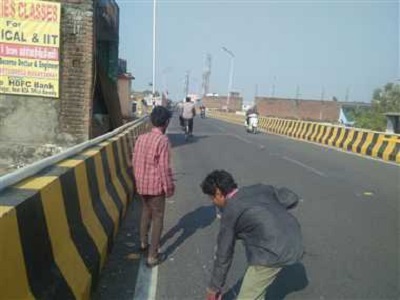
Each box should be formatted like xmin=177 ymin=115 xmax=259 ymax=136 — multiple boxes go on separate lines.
xmin=94 ymin=114 xmax=399 ymax=300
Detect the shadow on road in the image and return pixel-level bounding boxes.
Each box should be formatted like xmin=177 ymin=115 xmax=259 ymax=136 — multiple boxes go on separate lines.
xmin=168 ymin=133 xmax=209 ymax=148
xmin=160 ymin=205 xmax=216 ymax=257
xmin=223 ymin=263 xmax=308 ymax=300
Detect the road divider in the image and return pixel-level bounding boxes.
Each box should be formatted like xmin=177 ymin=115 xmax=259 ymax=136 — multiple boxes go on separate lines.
xmin=0 ymin=118 xmax=151 ymax=299
xmin=208 ymin=111 xmax=400 ymax=163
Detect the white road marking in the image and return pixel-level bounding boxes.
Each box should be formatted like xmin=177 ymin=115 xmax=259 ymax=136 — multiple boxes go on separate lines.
xmin=282 ymin=156 xmax=327 ymax=177
xmin=133 ymin=258 xmax=159 ymax=300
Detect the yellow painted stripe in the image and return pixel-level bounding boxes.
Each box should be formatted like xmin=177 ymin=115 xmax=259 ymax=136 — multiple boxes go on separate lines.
xmin=274 ymin=119 xmax=282 ymax=133
xmin=299 ymin=122 xmax=308 ymax=139
xmin=20 ymin=176 xmax=91 ymax=299
xmin=321 ymin=126 xmax=332 ymax=144
xmin=295 ymin=121 xmax=305 ymax=139
xmin=283 ymin=120 xmax=291 ymax=135
xmin=117 ymin=138 xmax=133 ymax=194
xmin=266 ymin=118 xmax=274 ymax=130
xmin=396 ymin=148 xmax=400 ymax=163
xmin=287 ymin=121 xmax=296 ymax=136
xmin=58 ymin=159 xmax=108 ymax=269
xmin=327 ymin=127 xmax=339 ymax=146
xmin=371 ymin=134 xmax=385 ymax=158
xmin=269 ymin=118 xmax=276 ymax=130
xmin=351 ymin=131 xmax=364 ymax=153
xmin=383 ymin=139 xmax=397 ymax=161
xmin=276 ymin=120 xmax=283 ymax=134
xmin=288 ymin=121 xmax=297 ymax=136
xmin=0 ymin=205 xmax=12 ymax=217
xmin=360 ymin=132 xmax=375 ymax=155
xmin=93 ymin=154 xmax=120 ymax=237
xmin=342 ymin=129 xmax=355 ymax=150
xmin=270 ymin=119 xmax=277 ymax=132
xmin=315 ymin=125 xmax=326 ymax=142
xmin=0 ymin=209 xmax=34 ymax=299
xmin=310 ymin=124 xmax=321 ymax=141
xmin=303 ymin=123 xmax=313 ymax=140
xmin=293 ymin=121 xmax=301 ymax=137
xmin=333 ymin=127 xmax=346 ymax=148
xmin=296 ymin=122 xmax=305 ymax=137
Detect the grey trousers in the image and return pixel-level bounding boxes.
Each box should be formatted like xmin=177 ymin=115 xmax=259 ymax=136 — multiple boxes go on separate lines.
xmin=140 ymin=195 xmax=166 ymax=258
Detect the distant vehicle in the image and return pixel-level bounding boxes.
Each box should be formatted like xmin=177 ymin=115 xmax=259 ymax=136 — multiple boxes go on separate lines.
xmin=245 ymin=113 xmax=258 ymax=134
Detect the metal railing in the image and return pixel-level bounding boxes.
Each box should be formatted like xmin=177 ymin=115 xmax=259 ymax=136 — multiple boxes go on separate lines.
xmin=0 ymin=116 xmax=148 ymax=192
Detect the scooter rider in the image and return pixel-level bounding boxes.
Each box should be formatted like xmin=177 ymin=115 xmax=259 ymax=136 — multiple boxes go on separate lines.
xmin=246 ymin=106 xmax=259 ymax=126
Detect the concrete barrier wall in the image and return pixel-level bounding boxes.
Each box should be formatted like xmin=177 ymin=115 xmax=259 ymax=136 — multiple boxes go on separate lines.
xmin=0 ymin=119 xmax=150 ymax=299
xmin=208 ymin=111 xmax=400 ymax=163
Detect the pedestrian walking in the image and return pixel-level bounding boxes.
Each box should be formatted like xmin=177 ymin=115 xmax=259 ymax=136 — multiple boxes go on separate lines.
xmin=132 ymin=106 xmax=175 ymax=267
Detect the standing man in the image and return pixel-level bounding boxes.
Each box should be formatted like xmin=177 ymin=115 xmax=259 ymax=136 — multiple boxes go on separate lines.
xmin=133 ymin=106 xmax=175 ymax=267
xmin=182 ymin=96 xmax=196 ymax=135
xmin=201 ymin=170 xmax=303 ymax=300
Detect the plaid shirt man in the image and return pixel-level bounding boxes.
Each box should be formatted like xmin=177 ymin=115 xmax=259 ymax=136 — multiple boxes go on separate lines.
xmin=133 ymin=127 xmax=175 ymax=197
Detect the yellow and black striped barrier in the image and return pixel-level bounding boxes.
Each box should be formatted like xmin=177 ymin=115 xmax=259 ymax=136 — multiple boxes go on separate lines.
xmin=208 ymin=111 xmax=400 ymax=163
xmin=0 ymin=119 xmax=150 ymax=299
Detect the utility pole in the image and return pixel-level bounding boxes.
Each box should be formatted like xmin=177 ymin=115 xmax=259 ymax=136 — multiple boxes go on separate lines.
xmin=296 ymin=85 xmax=301 ymax=99
xmin=184 ymin=71 xmax=190 ymax=98
xmin=321 ymin=86 xmax=325 ymax=100
xmin=201 ymin=54 xmax=212 ymax=96
xmin=255 ymin=84 xmax=258 ymax=98
xmin=345 ymin=86 xmax=350 ymax=102
xmin=271 ymin=76 xmax=276 ymax=97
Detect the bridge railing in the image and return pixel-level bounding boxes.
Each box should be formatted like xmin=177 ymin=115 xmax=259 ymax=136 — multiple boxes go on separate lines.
xmin=0 ymin=117 xmax=150 ymax=299
xmin=208 ymin=111 xmax=400 ymax=163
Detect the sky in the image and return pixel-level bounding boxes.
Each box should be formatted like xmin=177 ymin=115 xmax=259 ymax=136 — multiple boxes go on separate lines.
xmin=117 ymin=0 xmax=399 ymax=104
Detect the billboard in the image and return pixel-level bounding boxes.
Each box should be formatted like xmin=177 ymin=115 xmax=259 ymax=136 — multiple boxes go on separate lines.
xmin=0 ymin=0 xmax=61 ymax=98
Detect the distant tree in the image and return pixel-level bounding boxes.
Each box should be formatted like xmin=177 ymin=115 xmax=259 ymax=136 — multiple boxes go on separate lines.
xmin=353 ymin=82 xmax=400 ymax=131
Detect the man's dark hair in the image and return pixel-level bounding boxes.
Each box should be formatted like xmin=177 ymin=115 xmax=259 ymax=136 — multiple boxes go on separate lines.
xmin=186 ymin=97 xmax=191 ymax=102
xmin=201 ymin=170 xmax=238 ymax=196
xmin=150 ymin=106 xmax=171 ymax=127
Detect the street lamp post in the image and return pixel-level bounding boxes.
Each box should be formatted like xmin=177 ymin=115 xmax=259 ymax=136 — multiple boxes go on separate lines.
xmin=222 ymin=47 xmax=235 ymax=111
xmin=152 ymin=0 xmax=157 ymax=103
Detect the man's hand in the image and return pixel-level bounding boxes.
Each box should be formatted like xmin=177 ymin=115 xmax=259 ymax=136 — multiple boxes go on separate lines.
xmin=206 ymin=288 xmax=222 ymax=300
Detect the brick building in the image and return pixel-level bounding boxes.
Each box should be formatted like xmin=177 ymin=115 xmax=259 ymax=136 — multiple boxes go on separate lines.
xmin=0 ymin=0 xmax=122 ymax=175
xmin=255 ymin=97 xmax=340 ymax=122
xmin=202 ymin=95 xmax=243 ymax=112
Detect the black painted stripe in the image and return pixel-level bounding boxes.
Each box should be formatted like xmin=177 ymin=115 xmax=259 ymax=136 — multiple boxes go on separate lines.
xmin=366 ymin=133 xmax=380 ymax=156
xmin=297 ymin=123 xmax=306 ymax=138
xmin=124 ymin=134 xmax=135 ymax=184
xmin=16 ymin=191 xmax=74 ymax=299
xmin=85 ymin=157 xmax=114 ymax=251
xmin=119 ymin=134 xmax=129 ymax=169
xmin=290 ymin=122 xmax=298 ymax=137
xmin=339 ymin=128 xmax=350 ymax=148
xmin=306 ymin=124 xmax=316 ymax=140
xmin=278 ymin=120 xmax=286 ymax=134
xmin=287 ymin=121 xmax=295 ymax=136
xmin=59 ymin=170 xmax=101 ymax=287
xmin=356 ymin=132 xmax=368 ymax=153
xmin=347 ymin=131 xmax=359 ymax=151
xmin=377 ymin=140 xmax=388 ymax=159
xmin=332 ymin=127 xmax=343 ymax=146
xmin=111 ymin=140 xmax=130 ymax=195
xmin=388 ymin=139 xmax=399 ymax=161
xmin=291 ymin=122 xmax=299 ymax=137
xmin=317 ymin=126 xmax=327 ymax=143
xmin=275 ymin=120 xmax=281 ymax=133
xmin=100 ymin=147 xmax=124 ymax=219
